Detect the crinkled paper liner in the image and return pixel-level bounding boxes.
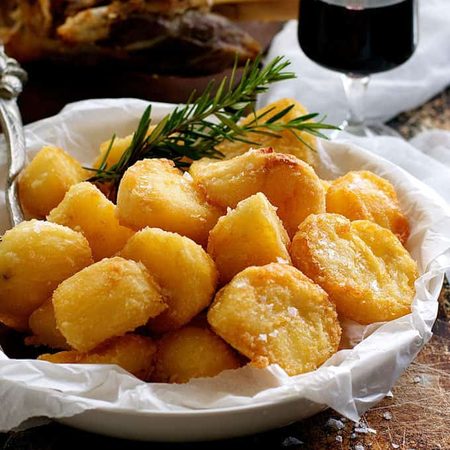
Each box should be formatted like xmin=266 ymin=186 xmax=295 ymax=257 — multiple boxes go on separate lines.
xmin=1 ymin=99 xmax=449 ymax=432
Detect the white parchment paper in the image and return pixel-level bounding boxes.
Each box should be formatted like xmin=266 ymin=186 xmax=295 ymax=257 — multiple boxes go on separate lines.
xmin=1 ymin=99 xmax=450 ymax=432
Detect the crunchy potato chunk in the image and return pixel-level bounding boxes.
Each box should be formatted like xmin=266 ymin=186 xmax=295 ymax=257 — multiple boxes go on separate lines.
xmin=38 ymin=334 xmax=156 ymax=380
xmin=53 ymin=257 xmax=167 ymax=352
xmin=208 ymin=263 xmax=341 ymax=376
xmin=93 ymin=126 xmax=156 ymax=170
xmin=290 ymin=214 xmax=418 ymax=324
xmin=93 ymin=135 xmax=132 ymax=170
xmin=116 ymin=159 xmax=221 ymax=246
xmin=0 ymin=220 xmax=93 ymax=321
xmin=120 ymin=228 xmax=217 ymax=334
xmin=190 ymin=148 xmax=325 ymax=237
xmin=208 ymin=193 xmax=291 ymax=284
xmin=47 ymin=182 xmax=134 ymax=261
xmin=18 ymin=146 xmax=86 ymax=218
xmin=217 ymin=99 xmax=317 ymax=166
xmin=26 ymin=299 xmax=68 ymax=349
xmin=152 ymin=326 xmax=242 ymax=383
xmin=326 ymin=170 xmax=410 ymax=244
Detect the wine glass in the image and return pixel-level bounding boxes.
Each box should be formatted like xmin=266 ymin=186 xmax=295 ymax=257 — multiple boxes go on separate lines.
xmin=298 ymin=0 xmax=418 ymax=136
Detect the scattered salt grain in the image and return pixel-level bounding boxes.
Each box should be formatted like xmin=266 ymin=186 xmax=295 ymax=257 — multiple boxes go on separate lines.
xmin=413 ymin=376 xmax=422 ymax=384
xmin=269 ymin=330 xmax=279 ymax=338
xmin=234 ymin=280 xmax=246 ymax=288
xmin=276 ymin=257 xmax=289 ymax=264
xmin=354 ymin=444 xmax=365 ymax=450
xmin=335 ymin=435 xmax=343 ymax=443
xmin=281 ymin=436 xmax=303 ymax=447
xmin=287 ymin=307 xmax=298 ymax=317
xmin=382 ymin=411 xmax=392 ymax=420
xmin=33 ymin=221 xmax=43 ymax=233
xmin=354 ymin=423 xmax=377 ymax=434
xmin=350 ymin=433 xmax=357 ymax=439
xmin=392 ymin=444 xmax=400 ymax=449
xmin=385 ymin=391 xmax=394 ymax=398
xmin=258 ymin=334 xmax=267 ymax=342
xmin=182 ymin=171 xmax=193 ymax=181
xmin=326 ymin=418 xmax=345 ymax=431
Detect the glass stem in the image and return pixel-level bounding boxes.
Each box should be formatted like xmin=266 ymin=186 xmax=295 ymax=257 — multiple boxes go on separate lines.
xmin=341 ymin=74 xmax=370 ymax=133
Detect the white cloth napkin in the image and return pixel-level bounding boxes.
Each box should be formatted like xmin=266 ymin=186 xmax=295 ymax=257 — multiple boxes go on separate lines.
xmin=259 ymin=0 xmax=450 ymax=126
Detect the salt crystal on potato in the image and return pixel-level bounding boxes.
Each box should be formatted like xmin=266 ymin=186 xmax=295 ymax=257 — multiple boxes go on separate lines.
xmin=53 ymin=256 xmax=166 ymax=352
xmin=290 ymin=213 xmax=418 ymax=324
xmin=208 ymin=263 xmax=341 ymax=376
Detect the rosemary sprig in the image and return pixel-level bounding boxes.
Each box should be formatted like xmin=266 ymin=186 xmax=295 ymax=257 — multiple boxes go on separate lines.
xmin=87 ymin=56 xmax=338 ymax=192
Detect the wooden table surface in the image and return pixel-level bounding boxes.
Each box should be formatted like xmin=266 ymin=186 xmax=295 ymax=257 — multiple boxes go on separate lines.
xmin=1 ymin=83 xmax=449 ymax=450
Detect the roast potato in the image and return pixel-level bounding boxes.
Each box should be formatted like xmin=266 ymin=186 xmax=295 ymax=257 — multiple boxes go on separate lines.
xmin=53 ymin=257 xmax=166 ymax=351
xmin=216 ymin=98 xmax=317 ymax=166
xmin=18 ymin=146 xmax=86 ymax=218
xmin=208 ymin=263 xmax=341 ymax=376
xmin=326 ymin=170 xmax=410 ymax=244
xmin=47 ymin=182 xmax=134 ymax=261
xmin=290 ymin=214 xmax=418 ymax=324
xmin=152 ymin=326 xmax=242 ymax=383
xmin=39 ymin=334 xmax=156 ymax=381
xmin=208 ymin=193 xmax=291 ymax=284
xmin=190 ymin=148 xmax=325 ymax=237
xmin=26 ymin=299 xmax=68 ymax=349
xmin=116 ymin=159 xmax=221 ymax=246
xmin=0 ymin=220 xmax=93 ymax=322
xmin=120 ymin=228 xmax=217 ymax=334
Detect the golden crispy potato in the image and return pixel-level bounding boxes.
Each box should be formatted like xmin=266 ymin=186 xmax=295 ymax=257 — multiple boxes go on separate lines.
xmin=290 ymin=214 xmax=418 ymax=324
xmin=208 ymin=263 xmax=341 ymax=376
xmin=217 ymin=98 xmax=317 ymax=166
xmin=38 ymin=334 xmax=156 ymax=380
xmin=116 ymin=159 xmax=221 ymax=246
xmin=93 ymin=126 xmax=156 ymax=170
xmin=26 ymin=299 xmax=68 ymax=349
xmin=94 ymin=135 xmax=132 ymax=170
xmin=190 ymin=148 xmax=325 ymax=237
xmin=208 ymin=193 xmax=291 ymax=284
xmin=53 ymin=257 xmax=167 ymax=352
xmin=18 ymin=146 xmax=86 ymax=218
xmin=152 ymin=326 xmax=242 ymax=383
xmin=0 ymin=220 xmax=93 ymax=321
xmin=326 ymin=170 xmax=410 ymax=244
xmin=47 ymin=182 xmax=134 ymax=261
xmin=120 ymin=228 xmax=217 ymax=334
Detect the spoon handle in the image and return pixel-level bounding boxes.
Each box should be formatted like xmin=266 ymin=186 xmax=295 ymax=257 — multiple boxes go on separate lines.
xmin=0 ymin=45 xmax=27 ymax=227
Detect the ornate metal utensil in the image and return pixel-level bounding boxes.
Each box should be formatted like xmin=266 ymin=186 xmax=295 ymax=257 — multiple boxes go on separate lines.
xmin=0 ymin=44 xmax=26 ymax=227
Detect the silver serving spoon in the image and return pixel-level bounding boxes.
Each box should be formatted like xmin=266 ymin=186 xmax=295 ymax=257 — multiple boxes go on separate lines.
xmin=0 ymin=45 xmax=27 ymax=227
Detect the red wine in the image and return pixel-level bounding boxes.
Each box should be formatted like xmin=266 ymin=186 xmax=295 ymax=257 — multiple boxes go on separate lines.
xmin=298 ymin=0 xmax=417 ymax=75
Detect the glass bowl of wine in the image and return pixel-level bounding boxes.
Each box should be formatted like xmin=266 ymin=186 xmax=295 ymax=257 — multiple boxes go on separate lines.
xmin=298 ymin=0 xmax=418 ymax=136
